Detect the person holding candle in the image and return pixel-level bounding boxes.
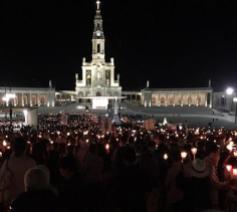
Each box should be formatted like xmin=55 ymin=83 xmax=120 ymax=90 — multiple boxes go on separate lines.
xmin=165 ymin=148 xmax=184 ymax=212
xmin=205 ymin=143 xmax=231 ymax=209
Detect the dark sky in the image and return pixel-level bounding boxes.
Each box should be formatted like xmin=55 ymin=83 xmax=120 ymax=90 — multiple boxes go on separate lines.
xmin=0 ymin=0 xmax=237 ymax=91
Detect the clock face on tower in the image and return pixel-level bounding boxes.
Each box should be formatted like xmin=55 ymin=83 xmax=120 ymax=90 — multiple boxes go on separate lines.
xmin=96 ymin=31 xmax=101 ymax=37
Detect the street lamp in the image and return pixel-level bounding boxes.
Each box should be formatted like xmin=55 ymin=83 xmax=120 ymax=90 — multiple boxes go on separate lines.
xmin=226 ymin=86 xmax=237 ymax=125
xmin=226 ymin=87 xmax=234 ymax=96
xmin=226 ymin=87 xmax=235 ymax=112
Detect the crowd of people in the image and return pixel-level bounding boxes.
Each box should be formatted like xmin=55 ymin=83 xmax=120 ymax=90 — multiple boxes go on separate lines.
xmin=0 ymin=114 xmax=237 ymax=212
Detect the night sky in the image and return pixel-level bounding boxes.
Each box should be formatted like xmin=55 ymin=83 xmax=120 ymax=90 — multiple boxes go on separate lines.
xmin=0 ymin=0 xmax=237 ymax=91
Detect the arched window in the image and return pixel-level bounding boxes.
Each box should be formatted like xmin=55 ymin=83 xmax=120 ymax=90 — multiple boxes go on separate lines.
xmin=97 ymin=44 xmax=101 ymax=53
xmin=160 ymin=97 xmax=165 ymax=106
xmin=96 ymin=92 xmax=102 ymax=96
xmin=86 ymin=70 xmax=91 ymax=86
xmin=188 ymin=96 xmax=192 ymax=105
xmin=169 ymin=98 xmax=174 ymax=105
xmin=221 ymin=96 xmax=225 ymax=106
xmin=197 ymin=96 xmax=201 ymax=106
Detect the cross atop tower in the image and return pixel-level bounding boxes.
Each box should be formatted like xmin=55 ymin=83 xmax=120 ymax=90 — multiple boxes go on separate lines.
xmin=96 ymin=0 xmax=101 ymax=11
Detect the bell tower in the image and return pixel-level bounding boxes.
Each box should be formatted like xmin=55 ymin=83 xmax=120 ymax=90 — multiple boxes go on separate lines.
xmin=75 ymin=0 xmax=122 ymax=105
xmin=92 ymin=0 xmax=105 ymax=60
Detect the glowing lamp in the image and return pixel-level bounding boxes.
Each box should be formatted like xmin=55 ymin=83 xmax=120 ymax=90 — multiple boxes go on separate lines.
xmin=2 ymin=93 xmax=16 ymax=102
xmin=226 ymin=87 xmax=234 ymax=96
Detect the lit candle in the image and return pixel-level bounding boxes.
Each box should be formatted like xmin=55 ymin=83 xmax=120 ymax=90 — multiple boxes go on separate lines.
xmin=86 ymin=139 xmax=89 ymax=144
xmin=105 ymin=144 xmax=110 ymax=152
xmin=3 ymin=140 xmax=7 ymax=147
xmin=163 ymin=153 xmax=168 ymax=160
xmin=233 ymin=168 xmax=237 ymax=176
xmin=181 ymin=151 xmax=188 ymax=162
xmin=191 ymin=147 xmax=198 ymax=159
xmin=226 ymin=164 xmax=232 ymax=172
xmin=83 ymin=131 xmax=89 ymax=136
xmin=0 ymin=151 xmax=2 ymax=158
xmin=227 ymin=144 xmax=233 ymax=152
xmin=7 ymin=145 xmax=11 ymax=150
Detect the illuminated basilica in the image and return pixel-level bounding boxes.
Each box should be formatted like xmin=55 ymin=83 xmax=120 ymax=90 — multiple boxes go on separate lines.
xmin=0 ymin=0 xmax=233 ymax=113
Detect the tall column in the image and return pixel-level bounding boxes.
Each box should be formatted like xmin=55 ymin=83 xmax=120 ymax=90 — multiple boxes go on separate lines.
xmin=30 ymin=93 xmax=32 ymax=107
xmin=13 ymin=96 xmax=16 ymax=107
xmin=38 ymin=94 xmax=41 ymax=106
xmin=22 ymin=93 xmax=24 ymax=107
xmin=26 ymin=94 xmax=28 ymax=106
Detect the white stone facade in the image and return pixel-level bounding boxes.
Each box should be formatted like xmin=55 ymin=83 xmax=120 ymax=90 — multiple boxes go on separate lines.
xmin=141 ymin=88 xmax=213 ymax=108
xmin=75 ymin=0 xmax=121 ymax=99
xmin=0 ymin=86 xmax=55 ymax=108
